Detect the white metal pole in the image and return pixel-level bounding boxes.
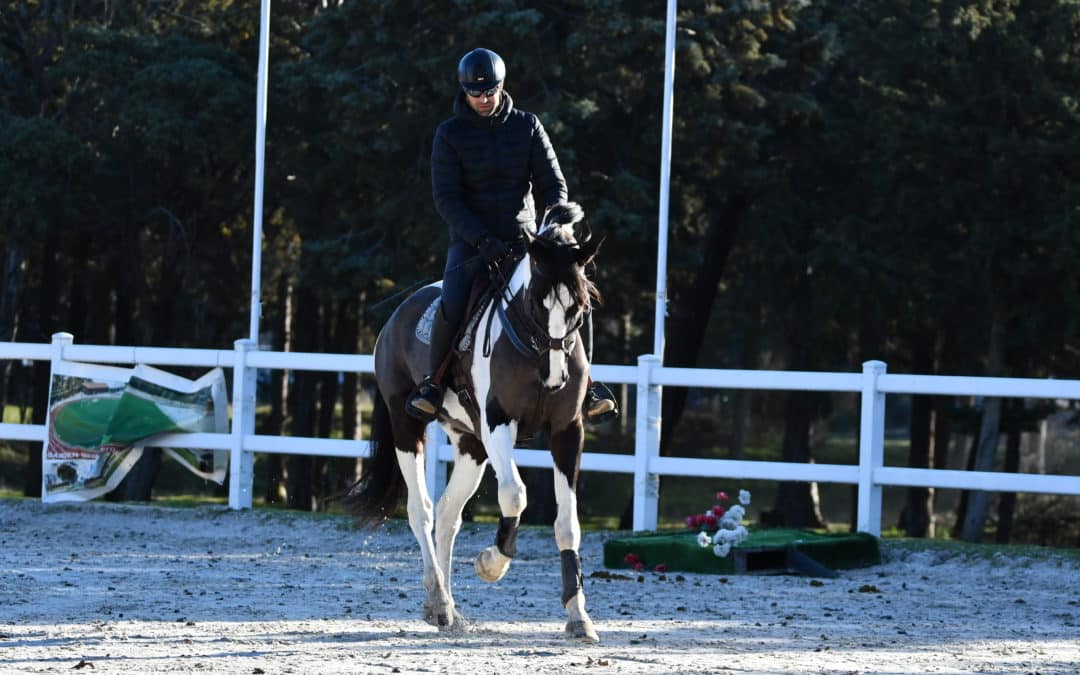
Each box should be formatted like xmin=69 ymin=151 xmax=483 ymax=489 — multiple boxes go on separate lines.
xmin=249 ymin=0 xmax=272 ymax=344
xmin=653 ymin=0 xmax=677 ymax=361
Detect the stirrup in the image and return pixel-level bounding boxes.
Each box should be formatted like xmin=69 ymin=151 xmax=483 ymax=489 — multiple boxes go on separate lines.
xmin=584 ymin=383 xmax=619 ymax=425
xmin=405 ymin=376 xmax=442 ymax=422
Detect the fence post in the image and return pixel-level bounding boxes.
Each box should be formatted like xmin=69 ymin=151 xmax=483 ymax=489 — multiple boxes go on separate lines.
xmin=633 ymin=354 xmax=661 ymax=531
xmin=40 ymin=332 xmax=74 ymax=497
xmin=426 ymin=421 xmax=447 ymax=504
xmin=229 ymin=339 xmax=257 ymax=509
xmin=857 ymin=360 xmax=887 ymax=535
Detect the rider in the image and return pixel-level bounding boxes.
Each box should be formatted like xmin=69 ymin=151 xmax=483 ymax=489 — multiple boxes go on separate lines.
xmin=405 ymin=47 xmax=618 ymax=425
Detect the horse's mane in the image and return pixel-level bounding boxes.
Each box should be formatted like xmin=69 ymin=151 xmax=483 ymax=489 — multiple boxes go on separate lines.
xmin=536 ymin=203 xmax=602 ymax=310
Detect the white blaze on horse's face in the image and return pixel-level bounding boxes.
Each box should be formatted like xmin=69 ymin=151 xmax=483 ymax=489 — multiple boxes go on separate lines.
xmin=541 ymin=283 xmax=574 ymax=392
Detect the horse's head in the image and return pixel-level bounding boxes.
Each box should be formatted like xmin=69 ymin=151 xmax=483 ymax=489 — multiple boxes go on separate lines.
xmin=521 ymin=203 xmax=603 ymax=392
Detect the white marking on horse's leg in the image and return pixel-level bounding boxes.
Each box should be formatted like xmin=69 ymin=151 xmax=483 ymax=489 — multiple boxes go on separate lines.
xmin=554 ymin=466 xmax=598 ymax=643
xmin=395 ymin=448 xmax=454 ymax=630
xmin=469 ymin=327 xmax=524 ymax=583
xmin=433 ymin=429 xmax=487 ymax=626
xmin=553 ymin=469 xmax=581 ymax=552
xmin=474 ymin=418 xmax=522 ymax=583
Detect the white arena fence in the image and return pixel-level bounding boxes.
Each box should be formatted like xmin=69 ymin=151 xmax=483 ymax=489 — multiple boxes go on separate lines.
xmin=2 ymin=332 xmax=1079 ymax=535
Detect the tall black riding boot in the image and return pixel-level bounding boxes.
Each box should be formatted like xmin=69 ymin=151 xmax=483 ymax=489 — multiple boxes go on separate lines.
xmin=579 ymin=311 xmax=619 ymax=424
xmin=406 ymin=304 xmax=457 ymax=422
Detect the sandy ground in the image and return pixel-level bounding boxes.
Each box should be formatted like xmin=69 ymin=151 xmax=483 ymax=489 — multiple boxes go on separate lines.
xmin=1 ymin=500 xmax=1078 ymax=675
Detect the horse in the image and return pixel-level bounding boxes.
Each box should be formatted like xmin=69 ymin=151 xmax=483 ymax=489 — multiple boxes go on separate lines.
xmin=342 ymin=202 xmax=602 ymax=643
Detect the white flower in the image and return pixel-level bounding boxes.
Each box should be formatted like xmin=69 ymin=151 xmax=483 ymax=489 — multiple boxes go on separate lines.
xmin=721 ymin=504 xmax=745 ymax=526
xmin=713 ymin=528 xmax=739 ymax=544
xmin=697 ymin=531 xmax=712 ymax=548
xmin=739 ymin=489 xmax=751 ymax=505
xmin=713 ymin=542 xmax=732 ymax=558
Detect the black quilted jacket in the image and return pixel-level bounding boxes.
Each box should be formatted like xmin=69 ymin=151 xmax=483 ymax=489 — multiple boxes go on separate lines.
xmin=431 ymin=91 xmax=567 ymax=246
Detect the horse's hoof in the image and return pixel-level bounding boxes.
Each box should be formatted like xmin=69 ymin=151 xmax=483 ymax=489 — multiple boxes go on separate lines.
xmin=443 ymin=609 xmax=470 ymax=634
xmin=565 ymin=619 xmax=600 ymax=644
xmin=424 ymin=604 xmax=456 ymax=630
xmin=475 ymin=546 xmax=511 ymax=583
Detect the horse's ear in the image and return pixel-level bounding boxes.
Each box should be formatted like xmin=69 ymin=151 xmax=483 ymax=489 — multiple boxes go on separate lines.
xmin=575 ymin=234 xmax=604 ymax=266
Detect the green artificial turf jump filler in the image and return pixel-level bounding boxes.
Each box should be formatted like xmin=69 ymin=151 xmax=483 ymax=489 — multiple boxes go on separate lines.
xmin=603 ymin=528 xmax=881 ymax=577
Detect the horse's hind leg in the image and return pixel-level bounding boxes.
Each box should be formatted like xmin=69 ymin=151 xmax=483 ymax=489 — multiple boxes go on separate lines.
xmin=551 ymin=420 xmax=599 ymax=643
xmin=387 ymin=400 xmax=456 ymax=630
xmin=433 ymin=430 xmax=488 ymax=627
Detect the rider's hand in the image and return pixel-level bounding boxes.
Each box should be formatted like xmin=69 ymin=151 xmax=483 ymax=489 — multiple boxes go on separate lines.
xmin=477 ymin=237 xmax=510 ymax=264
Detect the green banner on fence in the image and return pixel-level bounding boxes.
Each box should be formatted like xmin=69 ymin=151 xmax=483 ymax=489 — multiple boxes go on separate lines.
xmin=43 ymin=362 xmax=228 ymax=502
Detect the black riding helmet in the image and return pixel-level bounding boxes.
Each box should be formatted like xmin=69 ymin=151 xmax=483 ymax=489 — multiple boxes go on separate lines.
xmin=458 ymin=48 xmax=506 ymax=93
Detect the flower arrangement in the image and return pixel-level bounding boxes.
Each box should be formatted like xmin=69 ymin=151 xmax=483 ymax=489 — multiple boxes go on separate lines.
xmin=689 ymin=489 xmax=751 ymax=558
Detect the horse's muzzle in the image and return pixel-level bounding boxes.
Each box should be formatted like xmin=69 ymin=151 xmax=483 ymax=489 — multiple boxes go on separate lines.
xmin=541 ymin=372 xmax=568 ymax=393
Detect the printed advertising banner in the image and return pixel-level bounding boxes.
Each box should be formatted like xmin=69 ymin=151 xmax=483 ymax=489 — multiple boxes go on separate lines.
xmin=42 ymin=362 xmax=228 ymax=502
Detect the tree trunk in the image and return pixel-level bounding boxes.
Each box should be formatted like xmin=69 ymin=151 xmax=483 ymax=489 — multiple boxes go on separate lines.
xmin=958 ymin=308 xmax=1005 ymax=542
xmin=111 ymin=235 xmax=138 ymax=346
xmin=0 ymin=246 xmax=25 ymax=413
xmin=995 ymin=407 xmax=1022 ymax=544
xmin=24 ymin=224 xmax=62 ymax=498
xmin=262 ymin=272 xmax=293 ymax=505
xmin=65 ymin=232 xmax=93 ymax=343
xmin=900 ymin=333 xmax=935 ymax=537
xmin=286 ymin=287 xmax=320 ymax=511
xmin=658 ymin=194 xmax=746 ymax=455
xmin=313 ymin=301 xmax=339 ymax=509
xmin=729 ymin=305 xmax=760 ymax=460
xmin=900 ymin=393 xmax=934 ymax=537
xmin=952 ymin=431 xmax=978 ymax=537
xmin=336 ymin=297 xmax=361 ymax=495
xmin=108 ymin=217 xmax=164 ymax=500
xmin=105 ymin=449 xmax=162 ymax=502
xmin=768 ymin=391 xmax=826 ymax=528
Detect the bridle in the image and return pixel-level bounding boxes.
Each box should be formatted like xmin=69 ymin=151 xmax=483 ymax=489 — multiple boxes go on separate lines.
xmin=485 ymin=256 xmax=586 ymax=364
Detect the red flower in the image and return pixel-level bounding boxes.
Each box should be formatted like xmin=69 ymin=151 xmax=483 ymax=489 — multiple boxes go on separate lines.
xmin=704 ymin=513 xmax=718 ymax=528
xmin=633 ymin=562 xmax=645 ymax=572
xmin=623 ymin=552 xmax=640 ymax=566
xmin=693 ymin=513 xmax=707 ymax=527
xmin=685 ymin=515 xmax=697 ymax=529
xmin=711 ymin=505 xmax=725 ymax=517
xmin=716 ymin=491 xmax=729 ymax=502
xmin=654 ymin=563 xmax=667 ymax=573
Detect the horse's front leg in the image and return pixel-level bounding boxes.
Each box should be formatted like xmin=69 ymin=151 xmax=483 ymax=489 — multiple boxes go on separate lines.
xmin=475 ymin=410 xmax=524 ymax=583
xmin=551 ymin=419 xmax=599 ymax=643
xmin=433 ymin=429 xmax=488 ymax=628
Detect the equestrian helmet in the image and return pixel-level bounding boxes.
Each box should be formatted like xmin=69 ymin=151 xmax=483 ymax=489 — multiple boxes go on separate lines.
xmin=458 ymin=48 xmax=506 ymax=89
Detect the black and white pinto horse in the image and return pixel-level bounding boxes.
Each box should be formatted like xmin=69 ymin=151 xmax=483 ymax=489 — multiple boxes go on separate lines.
xmin=343 ymin=203 xmax=602 ymax=642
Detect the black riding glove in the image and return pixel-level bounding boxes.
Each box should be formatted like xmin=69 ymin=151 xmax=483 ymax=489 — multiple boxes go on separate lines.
xmin=477 ymin=237 xmax=510 ymax=264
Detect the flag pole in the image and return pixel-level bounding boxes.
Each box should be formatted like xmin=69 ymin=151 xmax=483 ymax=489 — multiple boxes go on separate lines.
xmin=653 ymin=0 xmax=677 ymax=362
xmin=249 ymin=0 xmax=272 ymax=344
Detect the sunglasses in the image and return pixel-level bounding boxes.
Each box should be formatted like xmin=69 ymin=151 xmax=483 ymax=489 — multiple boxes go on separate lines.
xmin=464 ymin=85 xmax=501 ymax=98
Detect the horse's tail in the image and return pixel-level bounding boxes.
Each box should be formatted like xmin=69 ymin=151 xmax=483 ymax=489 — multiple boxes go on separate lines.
xmin=340 ymin=387 xmax=406 ymax=529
